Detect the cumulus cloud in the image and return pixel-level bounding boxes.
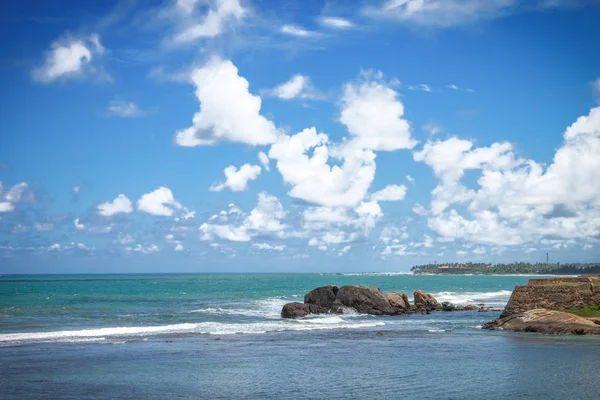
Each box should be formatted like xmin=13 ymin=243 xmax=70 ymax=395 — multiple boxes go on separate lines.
xmin=371 ymin=184 xmax=407 ymax=201
xmin=0 ymin=182 xmax=34 ymax=212
xmin=423 ymin=123 xmax=442 ymax=136
xmin=175 ymin=57 xmax=280 ymax=147
xmin=415 ymin=106 xmax=600 ymax=246
xmin=269 ymin=127 xmax=376 ymax=207
xmin=74 ymin=218 xmax=85 ymax=230
xmin=340 ymin=75 xmax=416 ymax=151
xmin=200 ymin=192 xmax=287 ymax=242
xmin=319 ymin=17 xmax=354 ymax=29
xmin=137 ymin=187 xmax=183 ymax=217
xmin=210 ymin=164 xmax=261 ymax=192
xmin=32 ymin=33 xmax=106 ymax=83
xmin=168 ymin=0 xmax=246 ymax=43
xmin=270 ymin=74 xmax=318 ymax=100
xmin=97 ymin=194 xmax=134 ymax=216
xmin=253 ymin=243 xmax=285 ymax=251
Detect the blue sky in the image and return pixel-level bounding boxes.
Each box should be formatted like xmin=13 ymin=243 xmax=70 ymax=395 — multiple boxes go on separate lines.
xmin=2 ymin=0 xmax=600 ymax=273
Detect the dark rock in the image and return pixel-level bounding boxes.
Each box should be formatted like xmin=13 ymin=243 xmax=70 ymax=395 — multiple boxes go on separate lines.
xmin=482 ymin=309 xmax=600 ymax=335
xmin=336 ymin=285 xmax=394 ymax=315
xmin=464 ymin=305 xmax=479 ymax=311
xmin=304 ymin=285 xmax=339 ymax=309
xmin=376 ymin=331 xmax=384 ymax=336
xmin=329 ymin=300 xmax=358 ymax=315
xmin=441 ymin=302 xmax=455 ymax=311
xmin=281 ymin=302 xmax=327 ymax=318
xmin=401 ymin=293 xmax=411 ymax=308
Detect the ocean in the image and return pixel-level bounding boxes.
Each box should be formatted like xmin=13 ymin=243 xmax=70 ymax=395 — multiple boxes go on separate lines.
xmin=1 ymin=273 xmax=599 ymax=399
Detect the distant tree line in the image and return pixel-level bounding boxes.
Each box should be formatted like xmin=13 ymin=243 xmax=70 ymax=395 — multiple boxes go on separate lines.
xmin=411 ymin=262 xmax=600 ymax=275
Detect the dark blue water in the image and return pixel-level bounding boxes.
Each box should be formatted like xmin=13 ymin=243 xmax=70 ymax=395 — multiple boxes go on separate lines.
xmin=1 ymin=273 xmax=599 ymax=399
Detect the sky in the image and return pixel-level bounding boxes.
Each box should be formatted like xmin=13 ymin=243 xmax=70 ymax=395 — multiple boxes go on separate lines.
xmin=1 ymin=0 xmax=600 ymax=273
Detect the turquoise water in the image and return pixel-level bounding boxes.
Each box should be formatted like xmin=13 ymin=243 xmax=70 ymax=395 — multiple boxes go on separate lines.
xmin=1 ymin=273 xmax=599 ymax=399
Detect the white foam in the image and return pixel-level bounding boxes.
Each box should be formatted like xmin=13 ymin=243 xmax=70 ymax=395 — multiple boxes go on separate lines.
xmin=337 ymin=272 xmax=413 ymax=276
xmin=431 ymin=290 xmax=512 ymax=306
xmin=0 ymin=318 xmax=386 ymax=345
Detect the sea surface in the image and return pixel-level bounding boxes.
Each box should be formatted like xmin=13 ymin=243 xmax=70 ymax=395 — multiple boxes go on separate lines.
xmin=1 ymin=273 xmax=599 ymax=399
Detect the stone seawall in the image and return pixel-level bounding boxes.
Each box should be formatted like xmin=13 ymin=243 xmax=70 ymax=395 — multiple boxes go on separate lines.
xmin=501 ymin=276 xmax=600 ymax=318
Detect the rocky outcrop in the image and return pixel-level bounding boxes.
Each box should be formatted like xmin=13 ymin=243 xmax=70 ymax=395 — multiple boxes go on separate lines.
xmin=281 ymin=302 xmax=327 ymax=318
xmin=304 ymin=285 xmax=339 ymax=309
xmin=441 ymin=302 xmax=455 ymax=311
xmin=282 ymin=285 xmax=447 ymax=318
xmin=336 ymin=285 xmax=395 ymax=315
xmin=385 ymin=292 xmax=409 ymax=312
xmin=501 ymin=276 xmax=600 ymax=318
xmin=413 ymin=290 xmax=440 ymax=310
xmin=483 ymin=309 xmax=600 ymax=335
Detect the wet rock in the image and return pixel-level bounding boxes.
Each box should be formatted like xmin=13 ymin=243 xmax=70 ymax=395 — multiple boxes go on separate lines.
xmin=304 ymin=285 xmax=339 ymax=309
xmin=336 ymin=285 xmax=394 ymax=315
xmin=482 ymin=309 xmax=600 ymax=335
xmin=281 ymin=302 xmax=327 ymax=318
xmin=441 ymin=302 xmax=455 ymax=312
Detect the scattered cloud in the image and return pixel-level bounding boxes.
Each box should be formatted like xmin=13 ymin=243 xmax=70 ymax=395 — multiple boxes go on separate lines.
xmin=258 ymin=152 xmax=270 ymax=171
xmin=371 ymin=184 xmax=407 ymax=202
xmin=423 ymin=123 xmax=443 ymax=136
xmin=210 ymin=164 xmax=262 ymax=192
xmin=166 ymin=0 xmax=246 ymax=44
xmin=97 ymin=194 xmax=134 ymax=216
xmin=280 ymin=24 xmax=315 ymax=37
xmin=269 ymin=74 xmax=320 ymax=100
xmin=137 ymin=187 xmax=183 ymax=217
xmin=107 ymin=100 xmax=146 ymax=117
xmin=32 ymin=33 xmax=108 ymax=83
xmin=318 ymin=17 xmax=354 ymax=29
xmin=175 ymin=57 xmax=280 ymax=147
xmin=253 ymin=243 xmax=285 ymax=251
xmin=408 ymin=84 xmax=432 ymax=92
xmin=447 ymin=83 xmax=475 ymax=93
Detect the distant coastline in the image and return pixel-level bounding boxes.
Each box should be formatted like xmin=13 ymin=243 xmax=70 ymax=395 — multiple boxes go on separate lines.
xmin=411 ymin=262 xmax=600 ymax=276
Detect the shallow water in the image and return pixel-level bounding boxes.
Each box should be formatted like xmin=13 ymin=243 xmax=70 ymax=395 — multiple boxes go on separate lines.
xmin=1 ymin=273 xmax=599 ymax=399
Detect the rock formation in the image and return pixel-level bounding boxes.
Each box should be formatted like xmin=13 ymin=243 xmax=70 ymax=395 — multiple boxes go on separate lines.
xmin=282 ymin=285 xmax=445 ymax=318
xmin=483 ymin=309 xmax=600 ymax=335
xmin=484 ymin=275 xmax=600 ymax=335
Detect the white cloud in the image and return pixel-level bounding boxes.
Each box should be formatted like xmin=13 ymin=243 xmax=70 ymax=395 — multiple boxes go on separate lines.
xmin=363 ymin=0 xmax=520 ymax=28
xmin=319 ymin=17 xmax=354 ymax=29
xmin=200 ymin=192 xmax=287 ymax=242
xmin=32 ymin=33 xmax=106 ymax=83
xmin=74 ymin=218 xmax=85 ymax=230
xmin=0 ymin=202 xmax=14 ymax=213
xmin=137 ymin=187 xmax=183 ymax=217
xmin=412 ymin=203 xmax=428 ymax=216
xmin=48 ymin=243 xmax=61 ymax=251
xmin=447 ymin=83 xmax=475 ymax=93
xmin=253 ymin=243 xmax=285 ymax=251
xmin=97 ymin=194 xmax=134 ymax=216
xmin=340 ymin=75 xmax=416 ymax=151
xmin=107 ymin=100 xmax=145 ymax=117
xmin=423 ymin=123 xmax=442 ymax=136
xmin=4 ymin=182 xmax=34 ymax=203
xmin=270 ymin=74 xmax=318 ymax=100
xmin=371 ymin=184 xmax=407 ymax=201
xmin=72 ymin=185 xmax=81 ymax=193
xmin=269 ymin=127 xmax=376 ymax=207
xmin=473 ymin=246 xmax=486 ymax=255
xmin=258 ymin=151 xmax=270 ymax=171
xmin=127 ymin=244 xmax=160 ymax=254
xmin=169 ymin=0 xmax=245 ymax=43
xmin=174 ymin=243 xmax=185 ymax=251
xmin=408 ymin=84 xmax=432 ymax=92
xmin=338 ymin=245 xmax=351 ymax=256
xmin=281 ymin=25 xmax=314 ymax=37
xmin=416 ymin=106 xmax=600 ymax=246
xmin=175 ymin=57 xmax=280 ymax=147
xmin=210 ymin=164 xmax=261 ymax=192
xmin=406 ymin=175 xmax=415 ymax=183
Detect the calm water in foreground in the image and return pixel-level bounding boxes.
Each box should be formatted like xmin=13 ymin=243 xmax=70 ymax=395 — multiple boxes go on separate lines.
xmin=1 ymin=273 xmax=599 ymax=399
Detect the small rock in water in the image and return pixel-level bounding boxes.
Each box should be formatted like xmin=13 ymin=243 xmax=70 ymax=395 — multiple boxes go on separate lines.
xmin=376 ymin=331 xmax=384 ymax=336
